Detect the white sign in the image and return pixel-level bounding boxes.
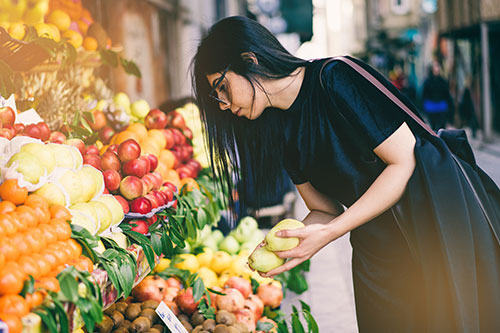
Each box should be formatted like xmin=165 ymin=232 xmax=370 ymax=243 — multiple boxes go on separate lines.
xmin=155 ymin=301 xmax=189 ymax=333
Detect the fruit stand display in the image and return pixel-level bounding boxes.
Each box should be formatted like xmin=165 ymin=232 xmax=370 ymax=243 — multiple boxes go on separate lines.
xmin=0 ymin=1 xmax=318 ymax=332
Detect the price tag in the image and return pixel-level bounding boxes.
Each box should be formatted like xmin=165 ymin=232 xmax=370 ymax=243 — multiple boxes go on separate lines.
xmin=155 ymin=301 xmax=189 ymax=333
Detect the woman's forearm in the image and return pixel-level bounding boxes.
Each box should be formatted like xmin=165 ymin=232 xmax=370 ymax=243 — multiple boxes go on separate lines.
xmin=327 ymin=162 xmax=415 ymax=237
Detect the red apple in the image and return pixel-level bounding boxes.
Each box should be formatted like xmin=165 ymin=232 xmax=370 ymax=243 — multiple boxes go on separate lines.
xmin=130 ymin=197 xmax=152 ymax=214
xmin=170 ymin=128 xmax=185 ymax=145
xmin=146 ymin=214 xmax=158 ymax=226
xmin=23 ymin=124 xmax=42 ymax=139
xmin=13 ymin=123 xmax=25 ymax=134
xmin=145 ymin=109 xmax=168 ymax=130
xmin=144 ymin=193 xmax=160 ymax=209
xmin=122 ymin=158 xmax=148 ymax=178
xmin=103 ymin=188 xmax=109 ymax=194
xmin=0 ymin=106 xmax=16 ymax=126
xmin=182 ymin=128 xmax=193 ymax=140
xmin=176 ymin=166 xmax=191 ymax=179
xmin=65 ymin=138 xmax=85 ymax=155
xmin=187 ymin=159 xmax=202 ymax=172
xmin=142 ymin=173 xmax=160 ymax=191
xmin=161 ymin=187 xmax=174 ymax=202
xmin=139 ymin=155 xmax=151 ymax=174
xmin=49 ymin=131 xmax=66 ymax=143
xmin=119 ymin=176 xmax=144 ymax=200
xmin=117 ymin=139 xmax=141 ymax=163
xmin=162 ymin=129 xmax=175 ymax=149
xmin=168 ymin=111 xmax=186 ymax=129
xmin=103 ymin=169 xmax=121 ymax=192
xmin=0 ymin=128 xmax=14 ymax=139
xmin=163 ymin=182 xmax=177 ymax=193
xmin=83 ymin=145 xmax=99 ymax=155
xmin=129 ymin=219 xmax=149 ymax=234
xmin=151 ymin=190 xmax=166 ymax=206
xmin=141 ymin=174 xmax=154 ymax=194
xmin=114 ymin=195 xmax=129 ymax=214
xmin=37 ymin=122 xmax=51 ymax=142
xmin=150 ymin=172 xmax=163 ymax=190
xmin=83 ymin=154 xmax=102 ymax=170
xmin=145 ymin=154 xmax=158 ymax=171
xmin=101 ymin=152 xmax=121 ymax=171
xmin=87 ymin=110 xmax=106 ymax=131
xmin=98 ymin=126 xmax=114 ymax=144
xmin=106 ymin=144 xmax=118 ymax=155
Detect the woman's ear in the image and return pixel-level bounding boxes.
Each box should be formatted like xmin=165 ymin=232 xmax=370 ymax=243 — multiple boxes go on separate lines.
xmin=241 ymin=52 xmax=258 ymax=65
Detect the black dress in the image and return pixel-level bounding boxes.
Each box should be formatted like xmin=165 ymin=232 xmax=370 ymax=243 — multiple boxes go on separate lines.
xmin=283 ymin=58 xmax=500 ymax=332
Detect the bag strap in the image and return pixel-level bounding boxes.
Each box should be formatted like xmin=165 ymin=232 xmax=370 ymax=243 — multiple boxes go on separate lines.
xmin=320 ymin=56 xmax=438 ymax=138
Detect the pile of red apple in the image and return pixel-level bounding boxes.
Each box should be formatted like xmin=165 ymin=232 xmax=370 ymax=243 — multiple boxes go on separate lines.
xmin=132 ymin=275 xmax=282 ymax=332
xmin=144 ymin=108 xmax=201 ymax=180
xmin=80 ymin=137 xmax=177 ymax=216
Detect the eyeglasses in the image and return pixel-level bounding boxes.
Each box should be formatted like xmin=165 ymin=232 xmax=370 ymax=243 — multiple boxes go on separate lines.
xmin=209 ymin=64 xmax=231 ymax=105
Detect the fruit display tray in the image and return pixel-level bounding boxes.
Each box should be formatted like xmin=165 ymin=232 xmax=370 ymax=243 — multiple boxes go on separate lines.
xmin=0 ymin=27 xmax=51 ymax=72
xmin=124 ymin=198 xmax=176 ymax=219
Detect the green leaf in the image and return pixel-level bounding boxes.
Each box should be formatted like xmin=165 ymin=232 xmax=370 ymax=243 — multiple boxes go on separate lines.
xmin=100 ymin=261 xmax=122 ymax=297
xmin=305 ymin=310 xmax=319 ymax=333
xmin=151 ymin=232 xmax=163 ymax=256
xmin=192 ymin=278 xmax=205 ymax=302
xmin=20 ymin=275 xmax=35 ymax=296
xmin=100 ymin=49 xmax=119 ymax=67
xmin=287 ymin=273 xmax=308 ymax=294
xmin=250 ymin=278 xmax=260 ymax=294
xmin=196 ymin=208 xmax=208 ymax=229
xmin=277 ymin=320 xmax=289 ymax=333
xmin=161 ymin=230 xmax=174 ymax=256
xmin=52 ymin=299 xmax=69 ymax=333
xmin=33 ymin=309 xmax=58 ymax=333
xmin=118 ymin=259 xmax=135 ymax=298
xmin=124 ymin=230 xmax=156 ymax=269
xmin=291 ymin=312 xmax=305 ymax=333
xmin=57 ymin=271 xmax=79 ymax=303
xmin=120 ymin=57 xmax=142 ymax=78
xmin=299 ymin=300 xmax=311 ymax=313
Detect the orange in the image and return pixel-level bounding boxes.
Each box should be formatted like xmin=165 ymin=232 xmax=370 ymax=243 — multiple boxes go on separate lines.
xmin=77 ymin=20 xmax=90 ymax=36
xmin=0 ymin=253 xmax=4 ymax=271
xmin=15 ymin=205 xmax=38 ymax=228
xmin=25 ymin=194 xmax=47 ymax=207
xmin=46 ymin=10 xmax=71 ymax=32
xmin=62 ymin=29 xmax=83 ymax=49
xmin=0 ymin=295 xmax=29 ymax=317
xmin=140 ymin=141 xmax=161 ymax=157
xmin=10 ymin=233 xmax=30 ymax=257
xmin=159 ymin=149 xmax=177 ymax=169
xmin=49 ymin=204 xmax=72 ymax=220
xmin=155 ymin=161 xmax=169 ymax=180
xmin=25 ymin=291 xmax=44 ymax=309
xmin=147 ymin=129 xmax=167 ymax=149
xmin=0 ymin=313 xmax=22 ymax=333
xmin=24 ymin=228 xmax=46 ymax=254
xmin=38 ymin=251 xmax=58 ymax=272
xmin=38 ymin=224 xmax=58 ymax=244
xmin=26 ymin=200 xmax=50 ymax=224
xmin=66 ymin=239 xmax=82 ymax=259
xmin=0 ymin=239 xmax=19 ymax=262
xmin=0 ymin=179 xmax=28 ymax=205
xmin=0 ymin=263 xmax=26 ymax=296
xmin=7 ymin=212 xmax=26 ymax=233
xmin=180 ymin=177 xmax=200 ymax=192
xmin=75 ymin=256 xmax=94 ymax=273
xmin=0 ymin=214 xmax=17 ymax=236
xmin=0 ymin=201 xmax=16 ymax=214
xmin=50 ymin=218 xmax=72 ymax=241
xmin=35 ymin=277 xmax=60 ymax=293
xmin=17 ymin=256 xmax=41 ymax=279
xmin=164 ymin=169 xmax=181 ymax=189
xmin=127 ymin=123 xmax=149 ymax=142
xmin=113 ymin=131 xmax=140 ymax=145
xmin=31 ymin=254 xmax=51 ymax=277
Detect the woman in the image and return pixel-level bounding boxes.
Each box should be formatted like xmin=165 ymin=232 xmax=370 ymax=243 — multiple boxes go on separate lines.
xmin=192 ymin=16 xmax=500 ymax=332
xmin=421 ymin=62 xmax=454 ymax=131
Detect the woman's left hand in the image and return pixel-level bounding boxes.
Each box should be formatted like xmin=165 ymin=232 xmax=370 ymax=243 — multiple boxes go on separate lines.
xmin=262 ymin=223 xmax=339 ymax=278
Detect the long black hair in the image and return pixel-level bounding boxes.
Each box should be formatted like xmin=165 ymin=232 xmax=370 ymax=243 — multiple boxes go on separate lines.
xmin=191 ymin=16 xmax=308 ymax=220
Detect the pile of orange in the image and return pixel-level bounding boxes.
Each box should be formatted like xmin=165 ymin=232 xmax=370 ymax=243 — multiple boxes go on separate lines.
xmin=0 ymin=179 xmax=93 ymax=332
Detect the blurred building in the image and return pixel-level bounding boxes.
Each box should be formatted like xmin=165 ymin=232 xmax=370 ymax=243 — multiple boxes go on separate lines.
xmin=437 ymin=0 xmax=500 ymax=139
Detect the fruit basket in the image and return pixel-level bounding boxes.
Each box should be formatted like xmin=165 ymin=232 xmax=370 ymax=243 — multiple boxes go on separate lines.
xmin=0 ymin=27 xmax=51 ymax=71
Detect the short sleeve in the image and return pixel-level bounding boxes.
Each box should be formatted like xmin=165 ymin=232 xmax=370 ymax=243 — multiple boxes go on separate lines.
xmin=283 ymin=147 xmax=307 ymax=185
xmin=321 ymin=59 xmax=406 ymax=150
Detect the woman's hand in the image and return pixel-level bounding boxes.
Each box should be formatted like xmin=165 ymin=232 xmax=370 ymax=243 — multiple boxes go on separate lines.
xmin=261 ymin=223 xmax=340 ymax=278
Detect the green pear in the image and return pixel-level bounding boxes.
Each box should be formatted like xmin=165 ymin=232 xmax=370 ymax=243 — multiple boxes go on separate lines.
xmin=20 ymin=143 xmax=56 ymax=174
xmin=248 ymin=246 xmax=285 ymax=273
xmin=265 ymin=219 xmax=305 ymax=252
xmin=219 ymin=235 xmax=240 ymax=255
xmin=211 ymin=229 xmax=224 ymax=244
xmin=7 ymin=151 xmax=44 ymax=184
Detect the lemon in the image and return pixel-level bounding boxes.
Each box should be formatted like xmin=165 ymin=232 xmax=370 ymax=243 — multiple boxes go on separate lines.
xmin=231 ymin=255 xmax=252 ymax=279
xmin=153 ymin=258 xmax=171 ymax=273
xmin=62 ymin=30 xmax=83 ymax=49
xmin=34 ymin=22 xmax=56 ymax=40
xmin=198 ymin=267 xmax=219 ymax=288
xmin=47 ymin=9 xmax=71 ymax=32
xmin=8 ymin=22 xmax=26 ymax=40
xmin=174 ymin=253 xmax=199 ymax=273
xmin=196 ymin=248 xmax=214 ymax=267
xmin=210 ymin=251 xmax=232 ymax=274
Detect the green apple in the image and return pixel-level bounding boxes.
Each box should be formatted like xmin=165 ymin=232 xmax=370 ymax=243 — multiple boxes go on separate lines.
xmin=89 ymin=200 xmax=112 ymax=233
xmin=94 ymin=194 xmax=124 ymax=226
xmin=53 ymin=169 xmax=82 ymax=205
xmin=248 ymin=246 xmax=285 ymax=273
xmin=265 ymin=219 xmax=305 ymax=252
xmin=219 ymin=235 xmax=240 ymax=255
xmin=7 ymin=151 xmax=44 ymax=184
xmin=113 ymin=93 xmax=130 ymax=110
xmin=71 ymin=210 xmax=98 ymax=235
xmin=34 ymin=182 xmax=67 ymax=206
xmin=20 ymin=142 xmax=56 ymax=174
xmin=202 ymin=236 xmax=219 ymax=252
xmin=233 ymin=216 xmax=259 ymax=243
xmin=47 ymin=143 xmax=75 ymax=169
xmin=211 ymin=229 xmax=224 ymax=244
xmin=130 ymin=99 xmax=150 ymax=119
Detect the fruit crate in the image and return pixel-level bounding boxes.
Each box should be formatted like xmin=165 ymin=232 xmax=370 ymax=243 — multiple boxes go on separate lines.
xmin=0 ymin=27 xmax=51 ymax=72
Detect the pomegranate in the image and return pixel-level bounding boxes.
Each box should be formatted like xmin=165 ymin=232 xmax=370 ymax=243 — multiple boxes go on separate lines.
xmin=215 ymin=288 xmax=245 ymax=312
xmin=245 ymin=294 xmax=264 ymax=321
xmin=234 ymin=308 xmax=256 ymax=332
xmin=224 ymin=276 xmax=252 ymax=299
xmin=257 ymin=284 xmax=283 ymax=309
xmin=166 ymin=277 xmax=182 ymax=289
xmin=132 ymin=276 xmax=164 ymax=302
xmin=164 ymin=300 xmax=180 ymax=316
xmin=175 ymin=287 xmax=198 ymax=315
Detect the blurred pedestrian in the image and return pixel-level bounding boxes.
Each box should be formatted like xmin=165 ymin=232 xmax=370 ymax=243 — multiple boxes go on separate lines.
xmin=421 ymin=62 xmax=454 ymax=131
xmin=192 ymin=16 xmax=500 ymax=332
xmin=458 ymin=82 xmax=479 ymax=138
